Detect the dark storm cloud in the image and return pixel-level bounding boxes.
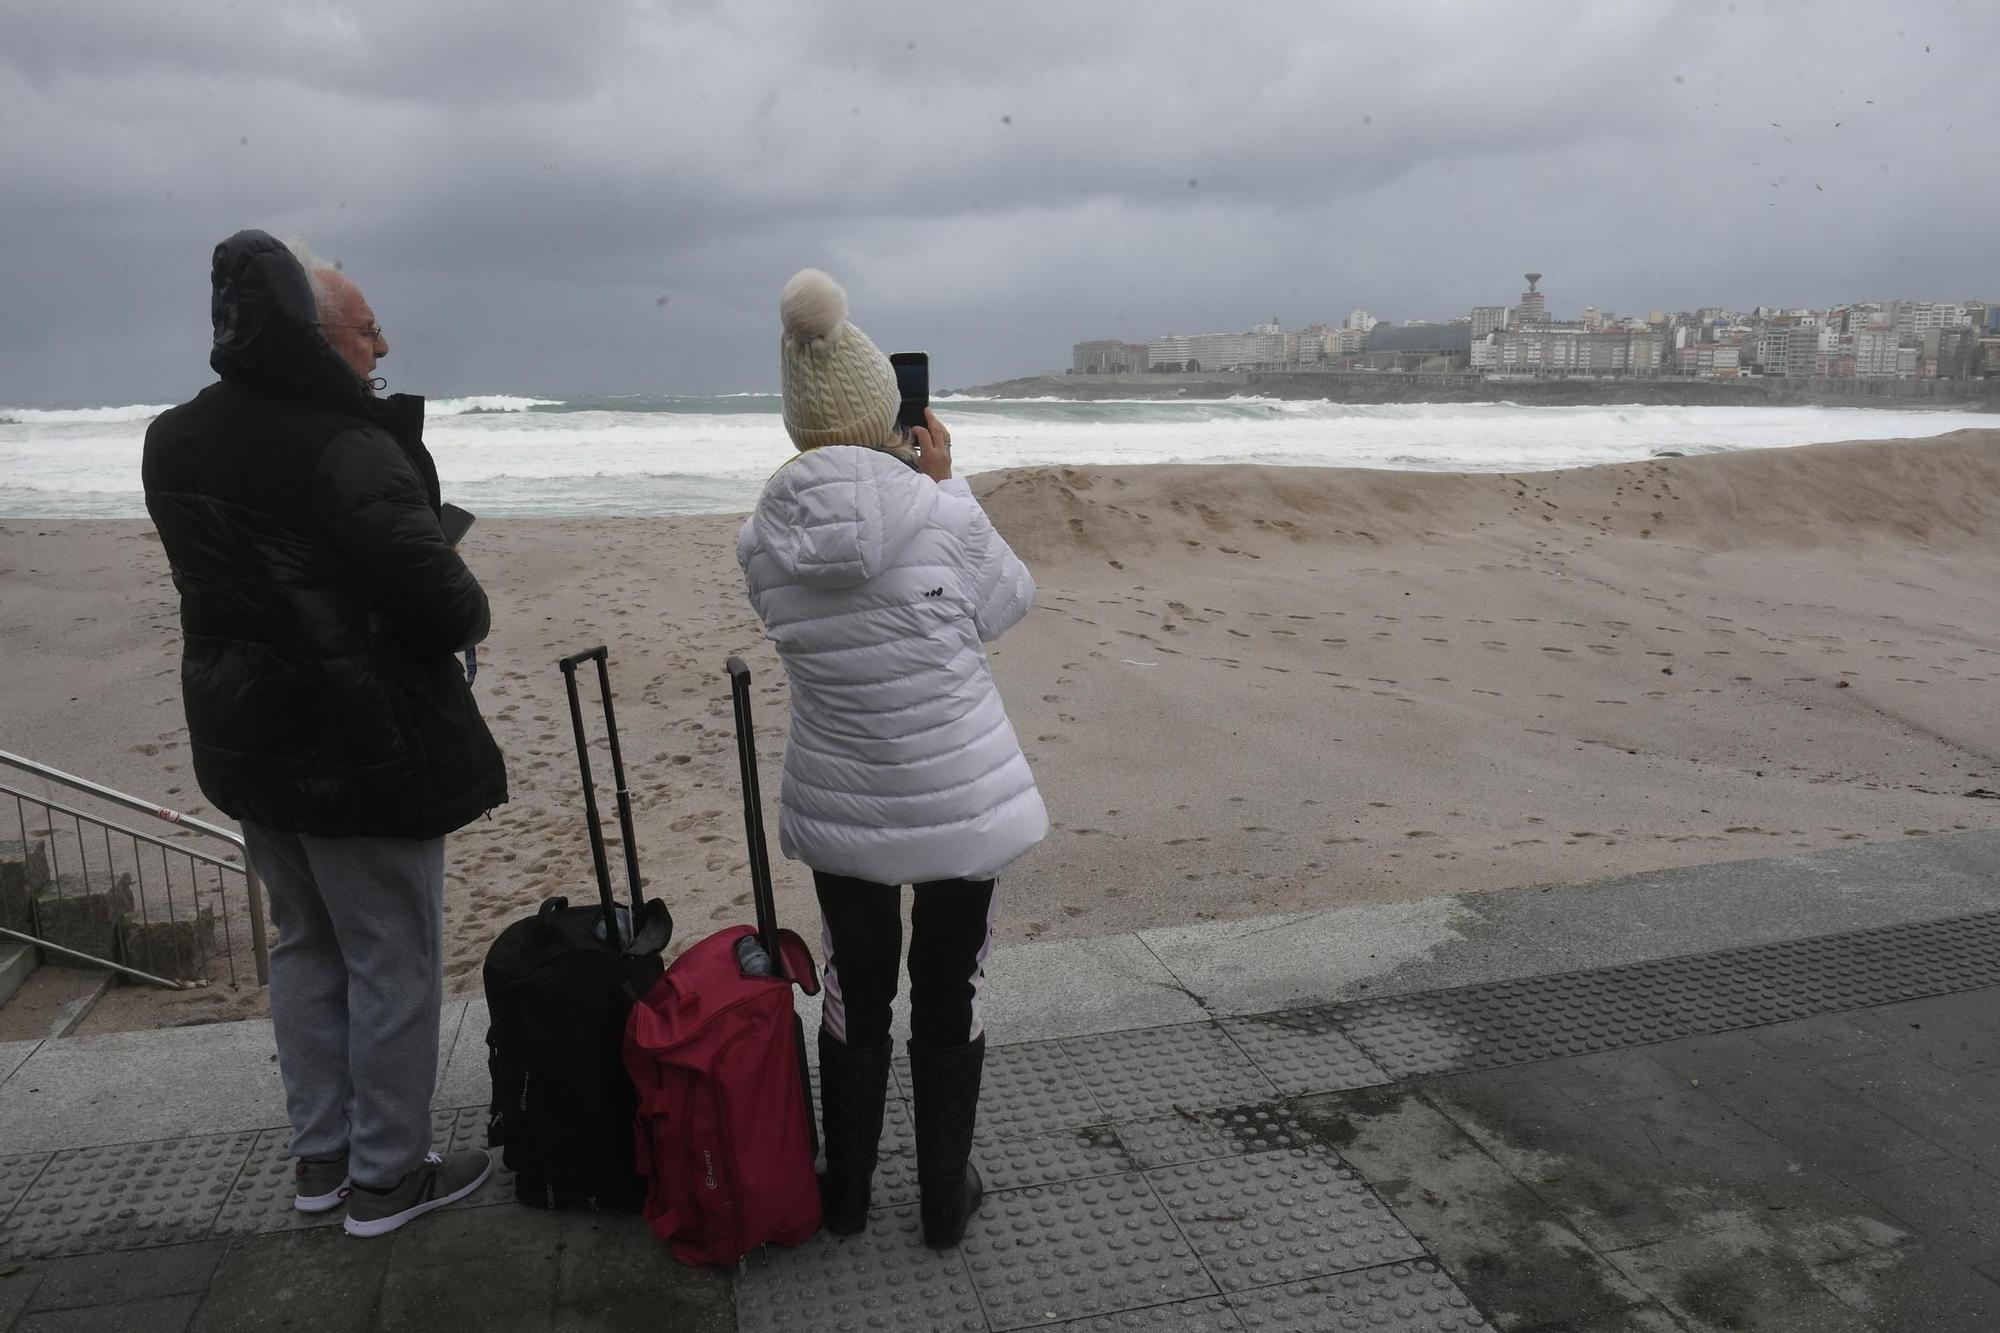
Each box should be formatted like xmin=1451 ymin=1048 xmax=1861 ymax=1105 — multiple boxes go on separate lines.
xmin=0 ymin=0 xmax=1992 ymax=404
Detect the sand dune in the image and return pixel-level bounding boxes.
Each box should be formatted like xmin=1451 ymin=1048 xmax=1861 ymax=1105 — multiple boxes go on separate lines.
xmin=2 ymin=430 xmax=1996 ymax=1029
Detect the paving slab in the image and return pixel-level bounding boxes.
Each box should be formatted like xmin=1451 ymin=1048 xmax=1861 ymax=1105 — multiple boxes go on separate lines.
xmin=1224 ymin=1260 xmax=1490 ymax=1331
xmin=1845 ymin=985 xmax=2000 ymax=1073
xmin=0 ymin=1039 xmax=38 ymax=1089
xmin=735 ymin=1202 xmax=985 ymax=1333
xmin=375 ymin=1203 xmax=564 ymax=1332
xmin=23 ymin=1239 xmax=225 ymax=1312
xmin=1291 ymin=1085 xmax=1649 ymax=1331
xmin=1060 ymin=1022 xmax=1277 ymax=1121
xmin=188 ymin=1226 xmax=389 ymax=1333
xmin=1846 ymin=1158 xmax=2000 ymax=1267
xmin=1603 ymin=1230 xmax=1877 ymax=1333
xmin=959 ymin=1172 xmax=1214 ymax=1329
xmin=1114 ymin=1104 xmax=1319 ymax=1171
xmin=0 ymin=1133 xmax=256 ymax=1260
xmin=895 ymin=1039 xmax=1105 ymax=1141
xmin=431 ymin=997 xmax=486 ymax=1111
xmin=1145 ymin=1147 xmax=1423 ymax=1293
xmin=0 ymin=1261 xmax=42 ymax=1331
xmin=1814 ymin=1241 xmax=2000 ymax=1333
xmin=0 ymin=1023 xmax=285 ymax=1153
xmin=13 ymin=1291 xmax=203 ymax=1332
xmin=1048 ymin=1295 xmax=1244 ymax=1331
xmin=1813 ymin=1052 xmax=2000 ymax=1176
xmin=1644 ymin=1034 xmax=1953 ymax=1182
xmin=548 ymin=1210 xmax=732 ymax=1333
xmin=1215 ymin=1010 xmax=1388 ymax=1095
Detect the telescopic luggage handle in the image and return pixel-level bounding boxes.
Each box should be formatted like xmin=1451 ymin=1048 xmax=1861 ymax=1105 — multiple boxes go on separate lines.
xmin=726 ymin=657 xmax=782 ymax=965
xmin=560 ymin=645 xmax=646 ymax=948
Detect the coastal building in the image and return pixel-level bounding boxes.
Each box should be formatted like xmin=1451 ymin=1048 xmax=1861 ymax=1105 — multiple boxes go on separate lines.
xmin=1144 ymin=326 xmax=1287 ymax=371
xmin=1072 ymin=340 xmax=1150 ymax=374
xmin=1516 ymin=273 xmax=1548 ymax=326
xmin=1754 ymin=324 xmax=1819 ymax=378
xmin=1470 ymin=306 xmax=1507 ymax=338
xmin=1485 ymin=326 xmax=1661 ymax=376
xmin=1853 ymin=325 xmax=1900 ymax=378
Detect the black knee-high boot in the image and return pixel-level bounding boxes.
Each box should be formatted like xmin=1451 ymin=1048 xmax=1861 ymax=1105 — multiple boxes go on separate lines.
xmin=817 ymin=1030 xmax=891 ymax=1234
xmin=908 ymin=1034 xmax=986 ymax=1250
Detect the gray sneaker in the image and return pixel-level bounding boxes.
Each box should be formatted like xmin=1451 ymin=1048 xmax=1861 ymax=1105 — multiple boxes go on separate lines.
xmin=294 ymin=1154 xmax=351 ymax=1213
xmin=343 ymin=1149 xmax=493 ymax=1238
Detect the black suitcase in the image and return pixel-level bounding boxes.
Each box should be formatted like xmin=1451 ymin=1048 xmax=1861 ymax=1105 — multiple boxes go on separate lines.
xmin=484 ymin=645 xmax=672 ymax=1209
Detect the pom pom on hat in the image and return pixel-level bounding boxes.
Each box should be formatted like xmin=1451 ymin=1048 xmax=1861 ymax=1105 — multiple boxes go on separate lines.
xmin=779 ymin=268 xmax=902 ymax=455
xmin=780 ymin=269 xmax=849 ymax=344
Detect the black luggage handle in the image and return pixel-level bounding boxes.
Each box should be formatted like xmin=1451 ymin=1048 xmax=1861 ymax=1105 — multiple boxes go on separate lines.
xmin=561 ymin=646 xmax=645 ymax=948
xmin=726 ymin=656 xmax=819 ymax=1161
xmin=726 ymin=657 xmax=781 ymax=966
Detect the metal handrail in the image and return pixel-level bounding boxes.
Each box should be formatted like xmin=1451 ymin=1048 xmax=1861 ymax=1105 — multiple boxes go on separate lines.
xmin=0 ymin=748 xmax=269 ymax=986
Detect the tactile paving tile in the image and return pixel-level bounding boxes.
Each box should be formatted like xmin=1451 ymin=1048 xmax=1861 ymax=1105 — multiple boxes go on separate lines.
xmin=1227 ymin=1260 xmax=1491 ymax=1331
xmin=0 ymin=1153 xmax=52 ymax=1228
xmin=899 ymin=1040 xmax=1107 ymax=1140
xmin=1061 ymin=1024 xmax=1278 ymax=1122
xmin=961 ymin=1172 xmax=1216 ymax=1330
xmin=735 ymin=1203 xmax=986 ymax=1333
xmin=1218 ymin=1011 xmax=1390 ymax=1095
xmin=1115 ymin=1104 xmax=1321 ymax=1171
xmin=1336 ymin=971 xmax=1687 ymax=1078
xmin=1053 ymin=1295 xmax=1245 ymax=1331
xmin=975 ymin=1125 xmax=1134 ymax=1193
xmin=1326 ymin=910 xmax=2000 ymax=1079
xmin=212 ymin=1108 xmax=514 ymax=1237
xmin=1146 ymin=1148 xmax=1424 ymax=1293
xmin=0 ymin=1132 xmax=256 ymax=1259
xmin=210 ymin=1127 xmax=342 ymax=1238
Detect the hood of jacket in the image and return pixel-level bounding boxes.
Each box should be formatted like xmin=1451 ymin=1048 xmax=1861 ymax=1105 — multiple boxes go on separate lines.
xmin=750 ymin=445 xmax=940 ymax=589
xmin=208 ymin=229 xmax=373 ymax=414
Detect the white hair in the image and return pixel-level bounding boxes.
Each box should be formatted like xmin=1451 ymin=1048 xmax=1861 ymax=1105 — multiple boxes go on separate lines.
xmin=279 ymin=234 xmax=340 ymax=317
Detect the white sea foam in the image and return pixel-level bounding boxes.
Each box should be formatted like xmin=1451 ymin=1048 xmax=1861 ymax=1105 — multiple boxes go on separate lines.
xmin=1 ymin=395 xmax=1989 ymax=518
xmin=0 ymin=404 xmax=175 ymax=425
xmin=426 ymin=395 xmax=562 ymax=415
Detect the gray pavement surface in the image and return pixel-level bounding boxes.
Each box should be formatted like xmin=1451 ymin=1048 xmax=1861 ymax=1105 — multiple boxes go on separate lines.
xmin=0 ymin=836 xmax=1996 ymax=1330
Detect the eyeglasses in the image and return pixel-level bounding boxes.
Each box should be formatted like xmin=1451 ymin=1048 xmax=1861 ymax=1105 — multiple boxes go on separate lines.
xmin=322 ymin=322 xmax=385 ymax=342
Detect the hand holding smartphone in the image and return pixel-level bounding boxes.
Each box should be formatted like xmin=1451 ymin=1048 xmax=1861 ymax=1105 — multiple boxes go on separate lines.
xmin=890 ymin=352 xmax=928 ymax=469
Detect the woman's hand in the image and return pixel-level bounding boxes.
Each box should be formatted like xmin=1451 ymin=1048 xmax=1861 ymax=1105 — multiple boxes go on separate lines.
xmin=912 ymin=408 xmax=952 ymax=482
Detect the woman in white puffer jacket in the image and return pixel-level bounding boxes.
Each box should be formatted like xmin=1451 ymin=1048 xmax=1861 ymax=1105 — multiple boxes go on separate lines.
xmin=738 ymin=269 xmax=1047 ymax=1251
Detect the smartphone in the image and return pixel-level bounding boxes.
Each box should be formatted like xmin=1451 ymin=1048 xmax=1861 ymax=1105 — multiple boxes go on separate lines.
xmin=441 ymin=503 xmax=476 ymax=547
xmin=890 ymin=351 xmax=929 ymax=435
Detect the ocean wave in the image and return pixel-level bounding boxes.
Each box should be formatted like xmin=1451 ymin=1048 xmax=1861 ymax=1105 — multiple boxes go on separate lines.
xmin=0 ymin=404 xmax=174 ymax=425
xmin=427 ymin=395 xmax=564 ymax=416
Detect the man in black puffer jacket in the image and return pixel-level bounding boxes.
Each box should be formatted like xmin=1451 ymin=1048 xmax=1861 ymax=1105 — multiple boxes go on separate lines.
xmin=144 ymin=230 xmax=505 ymax=1237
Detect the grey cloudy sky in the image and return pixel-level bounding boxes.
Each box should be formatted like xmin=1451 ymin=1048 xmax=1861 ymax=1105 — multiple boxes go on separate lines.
xmin=1 ymin=0 xmax=1993 ymax=405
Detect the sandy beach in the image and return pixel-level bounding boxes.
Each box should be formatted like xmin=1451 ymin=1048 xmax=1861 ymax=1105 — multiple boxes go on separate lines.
xmin=3 ymin=429 xmax=1997 ymax=1031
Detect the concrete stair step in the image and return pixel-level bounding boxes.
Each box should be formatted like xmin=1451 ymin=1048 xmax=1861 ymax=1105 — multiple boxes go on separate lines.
xmin=0 ymin=963 xmax=113 ymax=1041
xmin=0 ymin=940 xmax=34 ymax=1007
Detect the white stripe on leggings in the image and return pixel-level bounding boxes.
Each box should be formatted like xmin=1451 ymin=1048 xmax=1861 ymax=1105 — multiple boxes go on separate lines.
xmin=819 ymin=916 xmax=848 ymax=1044
xmin=968 ymin=889 xmax=998 ymax=1042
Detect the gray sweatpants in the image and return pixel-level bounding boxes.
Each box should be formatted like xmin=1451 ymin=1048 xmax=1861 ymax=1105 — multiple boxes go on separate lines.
xmin=241 ymin=821 xmax=446 ymax=1188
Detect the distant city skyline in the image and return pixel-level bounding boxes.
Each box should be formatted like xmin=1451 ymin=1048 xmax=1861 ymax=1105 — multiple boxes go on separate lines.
xmin=1072 ymin=275 xmax=1999 ymax=382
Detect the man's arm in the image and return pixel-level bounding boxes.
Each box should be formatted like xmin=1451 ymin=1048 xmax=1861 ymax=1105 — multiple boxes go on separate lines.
xmin=316 ymin=426 xmax=491 ymax=656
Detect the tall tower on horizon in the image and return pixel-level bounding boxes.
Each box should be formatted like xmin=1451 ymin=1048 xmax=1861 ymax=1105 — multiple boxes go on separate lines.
xmin=1519 ymin=272 xmax=1547 ymax=325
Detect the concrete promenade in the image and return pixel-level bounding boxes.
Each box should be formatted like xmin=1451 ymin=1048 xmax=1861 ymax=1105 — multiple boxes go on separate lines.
xmin=1 ymin=833 xmax=1997 ymax=1331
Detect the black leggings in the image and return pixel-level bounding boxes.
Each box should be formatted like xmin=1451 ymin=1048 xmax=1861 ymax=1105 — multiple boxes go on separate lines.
xmin=813 ymin=872 xmax=995 ymax=1053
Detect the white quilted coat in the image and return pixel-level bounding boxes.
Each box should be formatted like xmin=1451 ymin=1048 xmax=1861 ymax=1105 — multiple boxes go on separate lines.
xmin=738 ymin=446 xmax=1048 ymax=885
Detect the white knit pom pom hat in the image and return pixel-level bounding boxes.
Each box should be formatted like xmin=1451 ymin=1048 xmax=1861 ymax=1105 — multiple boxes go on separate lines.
xmin=779 ymin=268 xmax=906 ymax=456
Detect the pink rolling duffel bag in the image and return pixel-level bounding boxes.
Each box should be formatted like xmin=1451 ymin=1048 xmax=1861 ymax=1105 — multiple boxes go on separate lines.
xmin=623 ymin=657 xmax=823 ymax=1266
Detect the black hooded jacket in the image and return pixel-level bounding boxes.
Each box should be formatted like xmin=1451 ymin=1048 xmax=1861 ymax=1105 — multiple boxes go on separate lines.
xmin=141 ymin=230 xmax=507 ymax=839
